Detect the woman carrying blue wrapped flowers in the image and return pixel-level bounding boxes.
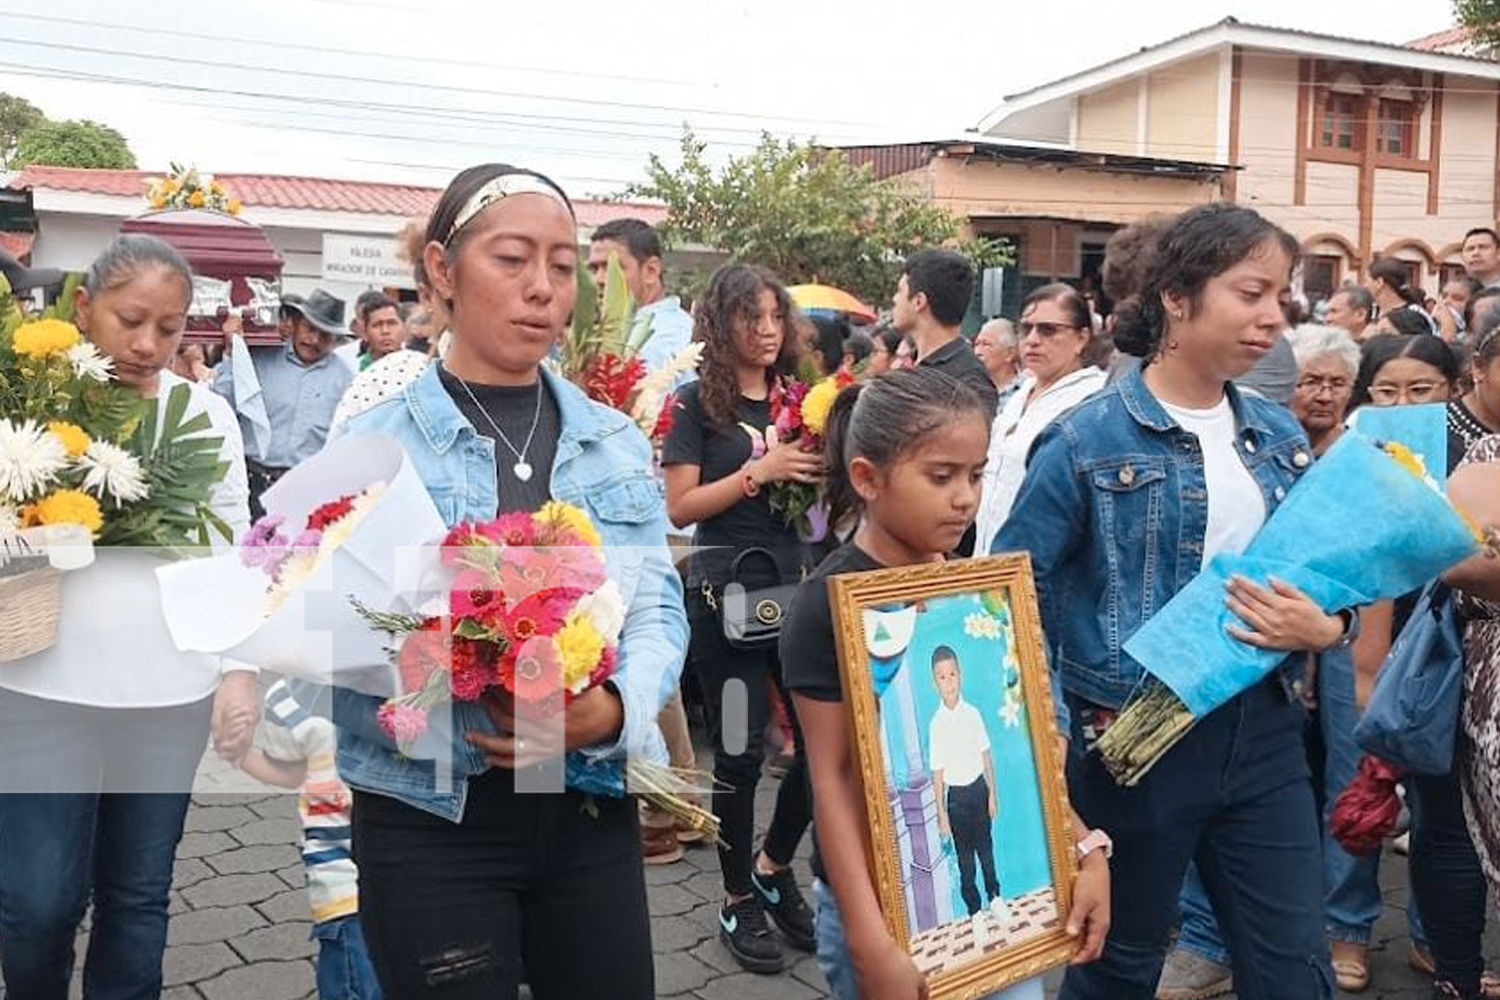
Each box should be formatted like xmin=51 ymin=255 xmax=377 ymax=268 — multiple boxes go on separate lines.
xmin=992 ymin=203 xmax=1350 ymax=1000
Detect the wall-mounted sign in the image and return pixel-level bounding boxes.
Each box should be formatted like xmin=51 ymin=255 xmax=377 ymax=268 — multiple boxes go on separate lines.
xmin=321 ymin=234 xmax=413 ymax=288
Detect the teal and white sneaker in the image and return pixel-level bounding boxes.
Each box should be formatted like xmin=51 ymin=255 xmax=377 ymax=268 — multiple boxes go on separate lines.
xmin=719 ymin=897 xmax=783 ymax=974
xmin=750 ymin=866 xmax=816 ymax=952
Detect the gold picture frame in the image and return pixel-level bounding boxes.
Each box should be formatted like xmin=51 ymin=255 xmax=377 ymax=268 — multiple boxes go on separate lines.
xmin=829 ymin=554 xmax=1078 ymax=999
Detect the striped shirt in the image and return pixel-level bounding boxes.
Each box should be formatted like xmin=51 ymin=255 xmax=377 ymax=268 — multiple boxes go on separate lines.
xmin=259 ymin=680 xmax=359 ymax=925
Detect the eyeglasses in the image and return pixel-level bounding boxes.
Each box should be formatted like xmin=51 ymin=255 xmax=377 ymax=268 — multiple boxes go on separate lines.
xmin=1368 ymin=381 xmax=1448 ymax=404
xmin=1018 ymin=321 xmax=1082 ymax=339
xmin=1294 ymin=375 xmax=1352 ymax=396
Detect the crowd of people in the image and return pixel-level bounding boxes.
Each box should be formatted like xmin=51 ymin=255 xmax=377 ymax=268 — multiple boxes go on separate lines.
xmin=1 ymin=162 xmax=1499 ymax=1000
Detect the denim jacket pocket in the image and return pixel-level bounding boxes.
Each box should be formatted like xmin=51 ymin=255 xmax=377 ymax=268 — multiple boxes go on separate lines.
xmin=1087 ymin=458 xmax=1168 ymax=673
xmin=583 ymin=473 xmax=660 ymax=606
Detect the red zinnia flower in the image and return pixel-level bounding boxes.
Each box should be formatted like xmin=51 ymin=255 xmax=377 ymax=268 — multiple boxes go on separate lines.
xmin=510 ymin=636 xmax=563 ymax=704
xmin=306 ymin=495 xmax=356 ymax=532
xmin=396 ymin=618 xmax=451 ymax=695
xmin=450 ymin=569 xmax=506 ymax=620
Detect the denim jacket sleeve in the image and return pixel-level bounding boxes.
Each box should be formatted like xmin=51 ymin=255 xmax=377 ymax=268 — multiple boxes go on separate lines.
xmin=578 ymin=516 xmax=688 ymax=770
xmin=989 ymin=421 xmax=1087 ymax=734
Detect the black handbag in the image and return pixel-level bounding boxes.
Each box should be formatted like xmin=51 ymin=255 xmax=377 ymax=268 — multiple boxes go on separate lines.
xmin=702 ymin=548 xmax=798 ymax=650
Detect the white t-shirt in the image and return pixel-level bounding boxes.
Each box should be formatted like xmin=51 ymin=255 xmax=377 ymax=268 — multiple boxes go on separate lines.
xmin=928 ymin=699 xmax=990 ymax=788
xmin=1160 ymin=397 xmax=1266 ymax=568
xmin=0 ymin=371 xmax=252 ymax=708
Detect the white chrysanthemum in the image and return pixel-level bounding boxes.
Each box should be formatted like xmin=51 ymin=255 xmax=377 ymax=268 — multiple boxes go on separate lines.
xmin=0 ymin=502 xmax=19 ymax=539
xmin=77 ymin=440 xmax=150 ymax=503
xmin=0 ymin=419 xmax=68 ymax=499
xmin=963 ymin=611 xmax=1002 ymax=641
xmin=65 ymin=342 xmax=114 ymax=382
xmin=576 ymin=578 xmax=627 ymax=643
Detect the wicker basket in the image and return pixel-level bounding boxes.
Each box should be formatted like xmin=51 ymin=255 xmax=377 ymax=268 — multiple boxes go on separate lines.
xmin=0 ymin=566 xmax=63 ymax=662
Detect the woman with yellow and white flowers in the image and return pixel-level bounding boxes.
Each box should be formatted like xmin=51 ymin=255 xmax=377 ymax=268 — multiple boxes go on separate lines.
xmin=0 ymin=234 xmax=254 ymax=1000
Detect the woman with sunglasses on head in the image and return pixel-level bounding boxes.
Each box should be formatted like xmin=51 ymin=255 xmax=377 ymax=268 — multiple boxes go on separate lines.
xmin=993 ymin=204 xmax=1343 ymax=1000
xmin=333 ymin=163 xmax=687 ymax=1000
xmin=973 ymin=283 xmax=1106 ymax=555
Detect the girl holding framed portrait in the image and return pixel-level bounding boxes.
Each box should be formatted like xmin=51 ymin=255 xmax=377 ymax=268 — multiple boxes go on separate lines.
xmin=785 ymin=368 xmax=1110 ymax=1000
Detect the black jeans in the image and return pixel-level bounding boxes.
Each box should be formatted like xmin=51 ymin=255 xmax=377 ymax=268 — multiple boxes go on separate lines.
xmin=947 ymin=777 xmax=1000 ymax=915
xmin=1060 ymin=679 xmax=1332 ymax=1000
xmin=351 ymin=770 xmax=653 ymax=1000
xmin=1410 ymin=768 xmax=1488 ymax=994
xmin=688 ymin=593 xmax=811 ymax=897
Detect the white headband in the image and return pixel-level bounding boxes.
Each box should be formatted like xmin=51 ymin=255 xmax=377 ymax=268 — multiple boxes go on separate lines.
xmin=445 ymin=174 xmax=573 ymax=245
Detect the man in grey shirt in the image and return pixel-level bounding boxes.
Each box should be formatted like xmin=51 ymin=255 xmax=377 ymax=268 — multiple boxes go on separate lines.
xmin=213 ymin=289 xmax=354 ymax=515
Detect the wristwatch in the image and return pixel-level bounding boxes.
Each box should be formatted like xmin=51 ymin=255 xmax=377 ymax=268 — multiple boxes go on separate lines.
xmin=1075 ymin=828 xmax=1113 ymax=863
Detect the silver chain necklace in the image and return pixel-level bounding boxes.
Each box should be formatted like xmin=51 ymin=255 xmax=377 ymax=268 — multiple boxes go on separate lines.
xmin=451 ymin=371 xmax=544 ymax=482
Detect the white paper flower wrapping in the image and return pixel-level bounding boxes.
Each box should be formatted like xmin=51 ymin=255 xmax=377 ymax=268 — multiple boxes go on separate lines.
xmin=156 ymin=434 xmax=449 ymax=696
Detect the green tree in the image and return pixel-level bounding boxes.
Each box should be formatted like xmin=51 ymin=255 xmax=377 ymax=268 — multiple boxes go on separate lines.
xmin=0 ymin=93 xmax=45 ymax=168
xmin=13 ymin=119 xmax=136 ymax=170
xmin=1453 ymin=0 xmax=1500 ymax=51
xmin=631 ymin=129 xmax=1010 ymax=305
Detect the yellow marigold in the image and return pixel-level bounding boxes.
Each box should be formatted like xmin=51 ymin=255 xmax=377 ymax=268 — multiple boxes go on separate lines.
xmin=227 ymin=198 xmax=242 ymax=215
xmin=188 ymin=190 xmax=206 ymax=208
xmin=12 ymin=318 xmax=81 ymax=359
xmin=536 ymin=501 xmax=603 ymax=547
xmin=801 ymin=377 xmax=843 ymax=436
xmin=163 ymin=177 xmax=180 ymax=193
xmin=556 ymin=613 xmax=606 ymax=692
xmin=24 ymin=489 xmax=103 ymax=536
xmin=1383 ymin=441 xmax=1429 ymax=480
xmin=47 ymin=421 xmax=91 ymax=458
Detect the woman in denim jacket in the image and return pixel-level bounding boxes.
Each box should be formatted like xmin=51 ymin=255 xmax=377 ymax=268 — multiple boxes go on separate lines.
xmin=993 ymin=204 xmax=1347 ymax=1000
xmin=334 ymin=164 xmax=687 ymax=1000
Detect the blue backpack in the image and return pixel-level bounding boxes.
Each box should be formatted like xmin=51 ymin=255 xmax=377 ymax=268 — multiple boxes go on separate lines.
xmin=1354 ymin=580 xmax=1465 ymax=775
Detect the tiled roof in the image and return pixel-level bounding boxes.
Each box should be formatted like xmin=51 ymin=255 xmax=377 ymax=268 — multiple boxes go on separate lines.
xmin=1407 ymin=26 xmax=1474 ymax=52
xmin=7 ymin=166 xmax=665 ymax=226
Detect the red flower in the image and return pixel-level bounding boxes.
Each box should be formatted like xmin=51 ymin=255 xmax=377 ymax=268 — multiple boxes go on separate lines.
xmin=497 ymin=588 xmax=579 ymax=646
xmin=651 ymin=393 xmax=677 ymax=442
xmin=450 ymin=569 xmax=505 ymax=620
xmin=497 ymin=546 xmax=606 ymax=596
xmin=440 ymin=522 xmax=499 ymax=567
xmin=510 ymin=636 xmax=563 ymax=703
xmin=586 ymin=644 xmax=618 ymax=693
xmin=306 ymin=495 xmax=356 ymax=532
xmin=449 ymin=636 xmax=496 ymax=702
xmin=770 ymin=377 xmax=809 ymax=439
xmin=476 ymin=511 xmax=536 ymax=548
xmin=583 ymin=353 xmax=647 ymax=410
xmin=396 ymin=619 xmax=451 ymax=695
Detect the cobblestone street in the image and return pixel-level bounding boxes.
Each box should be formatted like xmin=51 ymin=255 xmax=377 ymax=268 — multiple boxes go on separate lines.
xmin=4 ymin=751 xmax=1492 ymax=999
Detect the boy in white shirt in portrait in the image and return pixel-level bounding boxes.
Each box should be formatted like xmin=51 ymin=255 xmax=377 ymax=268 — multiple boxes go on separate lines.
xmin=928 ymin=645 xmax=1008 ymax=934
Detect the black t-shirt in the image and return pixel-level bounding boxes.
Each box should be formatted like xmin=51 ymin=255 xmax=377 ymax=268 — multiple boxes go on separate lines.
xmin=917 ymin=336 xmax=999 ymax=419
xmin=661 ymin=380 xmax=805 ymax=588
xmin=438 ymin=364 xmax=558 ymax=515
xmin=780 ymin=541 xmax=886 ymax=882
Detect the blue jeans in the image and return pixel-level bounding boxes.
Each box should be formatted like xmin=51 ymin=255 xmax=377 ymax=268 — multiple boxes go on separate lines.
xmin=1060 ymin=680 xmax=1332 ymax=1000
xmin=812 ymin=880 xmax=1042 ymax=1000
xmin=316 ymin=915 xmax=384 ymax=1000
xmin=0 ymin=691 xmax=211 ymax=1000
xmin=1175 ymin=651 xmax=1424 ymax=966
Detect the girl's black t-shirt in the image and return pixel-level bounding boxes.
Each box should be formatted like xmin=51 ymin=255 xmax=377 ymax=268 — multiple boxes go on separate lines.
xmin=661 ymin=380 xmax=806 ymax=588
xmin=779 ymin=541 xmax=887 ymax=883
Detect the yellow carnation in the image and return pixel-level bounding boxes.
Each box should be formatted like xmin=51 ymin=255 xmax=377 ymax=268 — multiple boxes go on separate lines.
xmin=47 ymin=421 xmax=91 ymax=458
xmin=227 ymin=198 xmax=243 ymax=215
xmin=556 ymin=613 xmax=606 ymax=692
xmin=24 ymin=489 xmax=103 ymax=536
xmin=536 ymin=501 xmax=603 ymax=547
xmin=801 ymin=377 xmax=843 ymax=436
xmin=188 ymin=190 xmax=206 ymax=208
xmin=12 ymin=319 xmax=81 ymax=359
